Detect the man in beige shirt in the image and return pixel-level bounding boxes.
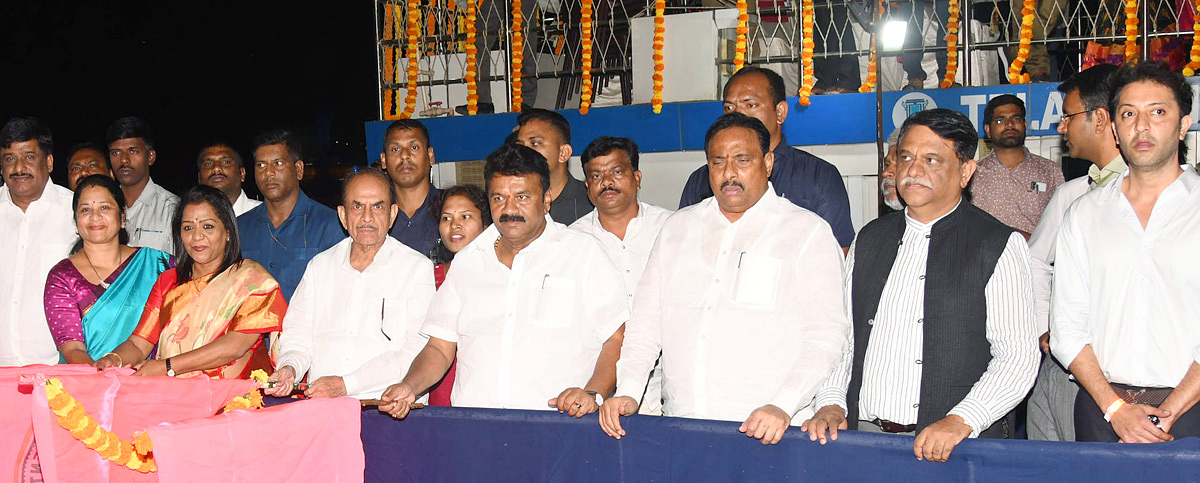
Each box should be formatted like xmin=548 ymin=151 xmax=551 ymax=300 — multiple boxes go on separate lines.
xmin=970 ymin=95 xmax=1064 ymax=236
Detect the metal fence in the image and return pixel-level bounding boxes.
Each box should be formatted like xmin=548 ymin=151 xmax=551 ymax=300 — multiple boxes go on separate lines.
xmin=375 ymin=0 xmax=1200 ymax=116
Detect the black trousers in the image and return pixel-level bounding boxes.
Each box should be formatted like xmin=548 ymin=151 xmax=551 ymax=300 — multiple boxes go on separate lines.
xmin=1075 ymin=385 xmax=1200 ymax=442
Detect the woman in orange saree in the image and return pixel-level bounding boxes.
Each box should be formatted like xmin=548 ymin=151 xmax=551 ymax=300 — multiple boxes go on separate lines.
xmin=96 ymin=186 xmax=286 ymax=379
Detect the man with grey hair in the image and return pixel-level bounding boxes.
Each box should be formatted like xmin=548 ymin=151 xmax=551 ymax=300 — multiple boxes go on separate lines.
xmin=881 ymin=130 xmax=904 ymax=212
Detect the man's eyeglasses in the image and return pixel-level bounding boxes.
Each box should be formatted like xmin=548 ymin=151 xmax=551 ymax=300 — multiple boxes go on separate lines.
xmin=991 ymin=115 xmax=1026 ymax=126
xmin=1060 ymin=108 xmax=1098 ymax=123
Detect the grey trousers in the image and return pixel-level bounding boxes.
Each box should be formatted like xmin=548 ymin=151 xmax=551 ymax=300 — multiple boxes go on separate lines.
xmin=1026 ymin=351 xmax=1078 ymax=441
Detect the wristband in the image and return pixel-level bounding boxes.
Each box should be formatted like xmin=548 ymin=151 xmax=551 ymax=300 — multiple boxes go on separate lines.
xmin=1103 ymin=398 xmax=1126 ymax=422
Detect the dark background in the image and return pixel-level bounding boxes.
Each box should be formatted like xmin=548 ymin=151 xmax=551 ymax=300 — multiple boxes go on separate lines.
xmin=1 ymin=1 xmax=379 ymax=204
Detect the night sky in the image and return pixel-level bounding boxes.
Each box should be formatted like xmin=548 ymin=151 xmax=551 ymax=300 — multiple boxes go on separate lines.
xmin=1 ymin=1 xmax=379 ymax=201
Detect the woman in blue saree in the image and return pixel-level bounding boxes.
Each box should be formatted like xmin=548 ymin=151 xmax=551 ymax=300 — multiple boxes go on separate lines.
xmin=43 ymin=175 xmax=170 ymax=364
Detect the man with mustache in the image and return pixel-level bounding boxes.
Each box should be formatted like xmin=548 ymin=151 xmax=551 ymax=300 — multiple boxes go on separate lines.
xmin=570 ymin=136 xmax=672 ymax=415
xmin=804 ymin=108 xmax=1038 ymax=462
xmin=598 ymin=113 xmax=848 ymax=445
xmin=677 ymin=67 xmax=854 ymax=250
xmin=65 ymin=143 xmax=112 ymax=191
xmin=237 ymin=129 xmax=344 ymax=301
xmin=377 ymin=144 xmax=628 ymax=420
xmin=1052 ymin=62 xmax=1200 ymax=442
xmin=107 ymin=117 xmax=179 ymax=253
xmin=379 ymin=119 xmax=439 ymax=257
xmin=0 ymin=117 xmax=77 ymax=365
xmin=515 ymin=109 xmax=592 ymax=224
xmin=1025 ymin=64 xmax=1123 ymax=442
xmin=196 ymin=141 xmax=261 ymax=216
xmin=969 ymin=95 xmax=1064 ymax=237
xmin=268 ymin=168 xmax=435 ymax=400
xmin=881 ymin=130 xmax=904 ymax=212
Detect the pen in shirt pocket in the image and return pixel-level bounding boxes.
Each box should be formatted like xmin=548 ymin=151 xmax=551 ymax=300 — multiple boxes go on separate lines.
xmin=380 ymin=298 xmax=391 ymax=341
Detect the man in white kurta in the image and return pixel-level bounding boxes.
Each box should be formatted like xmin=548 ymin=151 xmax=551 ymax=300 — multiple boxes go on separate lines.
xmin=269 ymin=169 xmax=434 ymax=399
xmin=0 ymin=117 xmax=77 ymax=366
xmin=377 ymin=143 xmax=629 ymax=419
xmin=599 ymin=113 xmax=849 ymax=445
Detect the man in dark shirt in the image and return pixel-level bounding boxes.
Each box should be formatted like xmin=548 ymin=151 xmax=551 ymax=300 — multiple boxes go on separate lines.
xmin=514 ymin=108 xmax=592 ymax=224
xmin=237 ymin=129 xmax=344 ymax=301
xmin=677 ymin=67 xmax=855 ymax=248
xmin=379 ymin=119 xmax=439 ymax=257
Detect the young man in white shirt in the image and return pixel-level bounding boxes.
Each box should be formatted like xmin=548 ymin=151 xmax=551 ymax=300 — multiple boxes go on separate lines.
xmin=1052 ymin=61 xmax=1200 ymax=442
xmin=268 ymin=168 xmax=434 ymax=400
xmin=570 ymin=136 xmax=672 ymax=415
xmin=804 ymin=108 xmax=1038 ymax=462
xmin=1025 ymin=64 xmax=1123 ymax=442
xmin=107 ymin=117 xmax=179 ymax=254
xmin=598 ymin=113 xmax=849 ymax=445
xmin=378 ymin=144 xmax=628 ymax=419
xmin=0 ymin=117 xmax=77 ymax=366
xmin=196 ymin=141 xmax=261 ymax=217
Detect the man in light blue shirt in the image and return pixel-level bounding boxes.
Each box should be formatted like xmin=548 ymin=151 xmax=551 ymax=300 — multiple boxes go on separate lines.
xmin=237 ymin=129 xmax=344 ymax=301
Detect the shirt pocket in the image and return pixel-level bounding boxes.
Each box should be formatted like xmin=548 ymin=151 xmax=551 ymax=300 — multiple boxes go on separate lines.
xmin=733 ymin=253 xmax=783 ymax=309
xmin=379 ymin=298 xmax=409 ymax=342
xmin=532 ymin=276 xmax=576 ymax=330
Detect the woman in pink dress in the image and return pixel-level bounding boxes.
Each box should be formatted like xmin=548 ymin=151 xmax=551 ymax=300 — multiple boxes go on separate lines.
xmin=427 ymin=185 xmax=490 ymax=406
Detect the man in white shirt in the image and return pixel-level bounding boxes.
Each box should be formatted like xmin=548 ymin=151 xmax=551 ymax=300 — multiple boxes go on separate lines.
xmin=1052 ymin=61 xmax=1200 ymax=442
xmin=570 ymin=136 xmax=673 ymax=415
xmin=268 ymin=168 xmax=434 ymax=400
xmin=804 ymin=108 xmax=1038 ymax=462
xmin=1025 ymin=64 xmax=1123 ymax=442
xmin=597 ymin=113 xmax=849 ymax=445
xmin=196 ymin=141 xmax=262 ymax=217
xmin=0 ymin=117 xmax=77 ymax=366
xmin=378 ymin=143 xmax=628 ymax=419
xmin=107 ymin=117 xmax=179 ymax=254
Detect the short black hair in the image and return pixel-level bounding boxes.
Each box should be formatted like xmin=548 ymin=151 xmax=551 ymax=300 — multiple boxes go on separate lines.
xmin=431 ymin=184 xmax=492 ymax=264
xmin=898 ymin=108 xmax=979 ymax=163
xmin=1108 ymin=60 xmax=1194 ymax=120
xmin=105 ymin=117 xmax=155 ymax=150
xmin=483 ymin=144 xmax=551 ymax=194
xmin=725 ymin=66 xmax=788 ymax=106
xmin=983 ymin=94 xmax=1026 ymax=125
xmin=252 ymin=129 xmax=303 ymax=161
xmin=70 ymin=174 xmax=129 ymax=253
xmin=704 ymin=112 xmax=771 ymax=156
xmin=172 ymin=185 xmax=243 ymax=284
xmin=1058 ymin=64 xmax=1119 ymax=113
xmin=195 ymin=140 xmax=244 ymax=169
xmin=68 ymin=142 xmax=107 ymax=161
xmin=383 ymin=119 xmax=431 ymax=146
xmin=341 ymin=166 xmax=396 ymax=206
xmin=0 ymin=117 xmax=53 ymax=155
xmin=516 ymin=108 xmax=571 ymax=144
xmin=581 ymin=136 xmax=640 ymax=171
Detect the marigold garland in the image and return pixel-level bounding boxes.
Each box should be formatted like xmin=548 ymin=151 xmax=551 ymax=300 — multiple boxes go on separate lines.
xmin=941 ymin=0 xmax=961 ymax=87
xmin=580 ymin=0 xmax=595 ymax=114
xmin=799 ymin=0 xmax=815 ymax=105
xmin=1007 ymin=0 xmax=1034 ymax=84
xmin=44 ymin=379 xmax=157 ymax=473
xmin=1186 ymin=0 xmax=1200 ymax=75
xmin=652 ymin=0 xmax=666 ymax=114
xmin=1124 ymin=0 xmax=1139 ymax=62
xmin=858 ymin=0 xmax=884 ymax=93
xmin=511 ymin=0 xmax=525 ymax=111
xmin=403 ymin=0 xmax=422 ymax=118
xmin=465 ymin=0 xmax=480 ymax=114
xmin=223 ymin=370 xmax=270 ymax=412
xmin=735 ymin=0 xmax=749 ymax=71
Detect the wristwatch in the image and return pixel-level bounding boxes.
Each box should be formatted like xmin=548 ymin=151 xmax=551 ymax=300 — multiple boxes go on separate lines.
xmin=165 ymin=358 xmax=176 ymax=377
xmin=586 ymin=390 xmax=603 ymax=407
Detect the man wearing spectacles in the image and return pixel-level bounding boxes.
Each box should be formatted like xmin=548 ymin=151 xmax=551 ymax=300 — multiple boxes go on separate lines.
xmin=969 ymin=94 xmax=1064 ymax=238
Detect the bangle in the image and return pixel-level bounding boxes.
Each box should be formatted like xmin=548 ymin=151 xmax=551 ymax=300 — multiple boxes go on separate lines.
xmin=103 ymin=352 xmax=124 ymax=367
xmin=1104 ymin=398 xmax=1126 ymax=422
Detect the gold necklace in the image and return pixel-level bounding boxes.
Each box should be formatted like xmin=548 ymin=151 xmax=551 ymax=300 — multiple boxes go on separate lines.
xmin=81 ymin=247 xmax=118 ymax=289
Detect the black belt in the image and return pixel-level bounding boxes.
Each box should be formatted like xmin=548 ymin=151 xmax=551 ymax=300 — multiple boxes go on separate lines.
xmin=871 ymin=418 xmax=917 ymax=433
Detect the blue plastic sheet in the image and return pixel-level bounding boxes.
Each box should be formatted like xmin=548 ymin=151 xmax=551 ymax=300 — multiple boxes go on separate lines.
xmin=358 ymin=406 xmax=1200 ymax=482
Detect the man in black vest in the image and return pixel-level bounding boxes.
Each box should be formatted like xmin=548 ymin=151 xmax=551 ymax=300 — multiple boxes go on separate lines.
xmin=802 ymin=108 xmax=1038 ymax=462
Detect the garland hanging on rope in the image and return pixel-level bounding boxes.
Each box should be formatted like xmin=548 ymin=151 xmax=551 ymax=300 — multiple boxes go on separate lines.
xmin=941 ymin=0 xmax=961 ymax=87
xmin=580 ymin=0 xmax=595 ymax=114
xmin=1007 ymin=0 xmax=1034 ymax=84
xmin=511 ymin=0 xmax=526 ymax=111
xmin=799 ymin=0 xmax=815 ymax=105
xmin=1124 ymin=0 xmax=1139 ymax=62
xmin=403 ymin=0 xmax=422 ymax=118
xmin=652 ymin=0 xmax=666 ymax=113
xmin=735 ymin=0 xmax=748 ymax=71
xmin=465 ymin=0 xmax=480 ymax=114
